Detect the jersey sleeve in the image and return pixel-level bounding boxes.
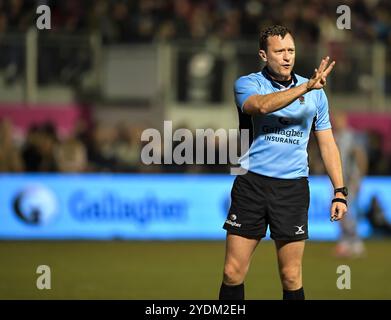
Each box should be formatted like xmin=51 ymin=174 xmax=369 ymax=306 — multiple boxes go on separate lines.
xmin=314 ymin=89 xmax=332 ymax=131
xmin=234 ymin=76 xmax=261 ymax=112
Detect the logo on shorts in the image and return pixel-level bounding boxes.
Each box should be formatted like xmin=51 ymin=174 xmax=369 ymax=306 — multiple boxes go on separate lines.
xmin=226 ymin=214 xmax=241 ymax=228
xmin=294 ymin=225 xmax=305 ymax=235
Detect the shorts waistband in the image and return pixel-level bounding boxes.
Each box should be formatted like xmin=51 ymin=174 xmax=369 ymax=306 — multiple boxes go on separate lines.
xmin=247 ymin=170 xmax=308 ymax=182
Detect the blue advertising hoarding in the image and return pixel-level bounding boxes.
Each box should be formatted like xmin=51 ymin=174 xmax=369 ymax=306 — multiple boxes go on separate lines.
xmin=0 ymin=174 xmax=389 ymax=240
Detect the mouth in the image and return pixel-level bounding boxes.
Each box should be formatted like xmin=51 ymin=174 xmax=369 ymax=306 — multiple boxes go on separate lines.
xmin=282 ymin=64 xmax=291 ymax=69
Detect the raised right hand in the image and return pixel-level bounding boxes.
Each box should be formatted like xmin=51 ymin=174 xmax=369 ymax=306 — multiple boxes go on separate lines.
xmin=306 ymin=56 xmax=336 ymax=91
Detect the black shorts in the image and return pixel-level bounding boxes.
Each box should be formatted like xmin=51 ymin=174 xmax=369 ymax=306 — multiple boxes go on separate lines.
xmin=223 ymin=171 xmax=310 ymax=241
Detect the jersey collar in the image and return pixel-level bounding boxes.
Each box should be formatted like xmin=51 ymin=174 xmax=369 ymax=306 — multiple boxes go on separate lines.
xmin=261 ymin=67 xmax=298 ymax=90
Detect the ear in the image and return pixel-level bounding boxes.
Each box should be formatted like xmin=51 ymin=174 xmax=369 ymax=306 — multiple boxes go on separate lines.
xmin=259 ymin=49 xmax=267 ymax=62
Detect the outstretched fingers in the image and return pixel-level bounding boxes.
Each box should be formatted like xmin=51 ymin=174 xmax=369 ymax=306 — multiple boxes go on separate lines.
xmin=309 ymin=57 xmax=336 ymax=89
xmin=323 ymin=60 xmax=336 ymax=77
xmin=317 ymin=56 xmax=329 ymax=73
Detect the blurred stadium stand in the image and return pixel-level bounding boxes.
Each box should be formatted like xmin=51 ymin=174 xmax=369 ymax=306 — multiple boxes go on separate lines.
xmin=0 ymin=0 xmax=390 ymax=175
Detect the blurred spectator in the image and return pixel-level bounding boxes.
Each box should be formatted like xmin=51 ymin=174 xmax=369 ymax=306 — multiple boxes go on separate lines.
xmin=2 ymin=0 xmax=33 ymax=84
xmin=21 ymin=125 xmax=41 ymax=172
xmin=21 ymin=122 xmax=58 ymax=172
xmin=366 ymin=131 xmax=390 ymax=175
xmin=113 ymin=122 xmax=141 ymax=172
xmin=0 ymin=118 xmax=24 ymax=172
xmin=55 ymin=137 xmax=87 ymax=172
xmin=87 ymin=122 xmax=118 ymax=172
xmin=367 ymin=196 xmax=391 ymax=237
xmin=332 ymin=111 xmax=367 ymax=258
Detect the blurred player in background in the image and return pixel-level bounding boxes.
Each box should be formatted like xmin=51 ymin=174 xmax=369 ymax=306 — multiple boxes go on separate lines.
xmin=333 ymin=111 xmax=368 ymax=258
xmin=219 ymin=25 xmax=348 ymax=301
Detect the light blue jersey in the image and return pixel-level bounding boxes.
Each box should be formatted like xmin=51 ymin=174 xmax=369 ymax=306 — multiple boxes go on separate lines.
xmin=235 ymin=68 xmax=331 ymax=179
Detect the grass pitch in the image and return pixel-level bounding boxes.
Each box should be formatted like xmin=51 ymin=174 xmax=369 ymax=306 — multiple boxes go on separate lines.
xmin=0 ymin=240 xmax=390 ymax=299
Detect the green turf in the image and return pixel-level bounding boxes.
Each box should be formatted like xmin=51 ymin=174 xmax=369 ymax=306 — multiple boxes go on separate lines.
xmin=0 ymin=240 xmax=390 ymax=299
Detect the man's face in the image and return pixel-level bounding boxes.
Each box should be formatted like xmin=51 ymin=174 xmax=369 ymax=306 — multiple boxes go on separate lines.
xmin=259 ymin=34 xmax=295 ymax=81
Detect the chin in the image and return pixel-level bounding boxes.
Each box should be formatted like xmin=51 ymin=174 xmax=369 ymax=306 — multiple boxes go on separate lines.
xmin=280 ymin=70 xmax=291 ymax=78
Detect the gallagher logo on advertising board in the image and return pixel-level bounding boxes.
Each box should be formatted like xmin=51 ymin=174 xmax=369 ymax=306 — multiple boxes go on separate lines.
xmin=13 ymin=185 xmax=58 ymax=225
xmin=68 ymin=191 xmax=188 ymax=226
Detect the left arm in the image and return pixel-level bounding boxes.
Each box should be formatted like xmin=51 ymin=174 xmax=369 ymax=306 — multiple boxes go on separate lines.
xmin=314 ymin=128 xmax=348 ymax=221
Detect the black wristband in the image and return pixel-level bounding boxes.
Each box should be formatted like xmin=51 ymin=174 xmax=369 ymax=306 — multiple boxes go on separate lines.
xmin=332 ymin=198 xmax=347 ymax=206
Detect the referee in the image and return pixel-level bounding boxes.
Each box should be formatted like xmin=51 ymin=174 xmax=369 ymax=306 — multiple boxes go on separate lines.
xmin=219 ymin=25 xmax=348 ymax=300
